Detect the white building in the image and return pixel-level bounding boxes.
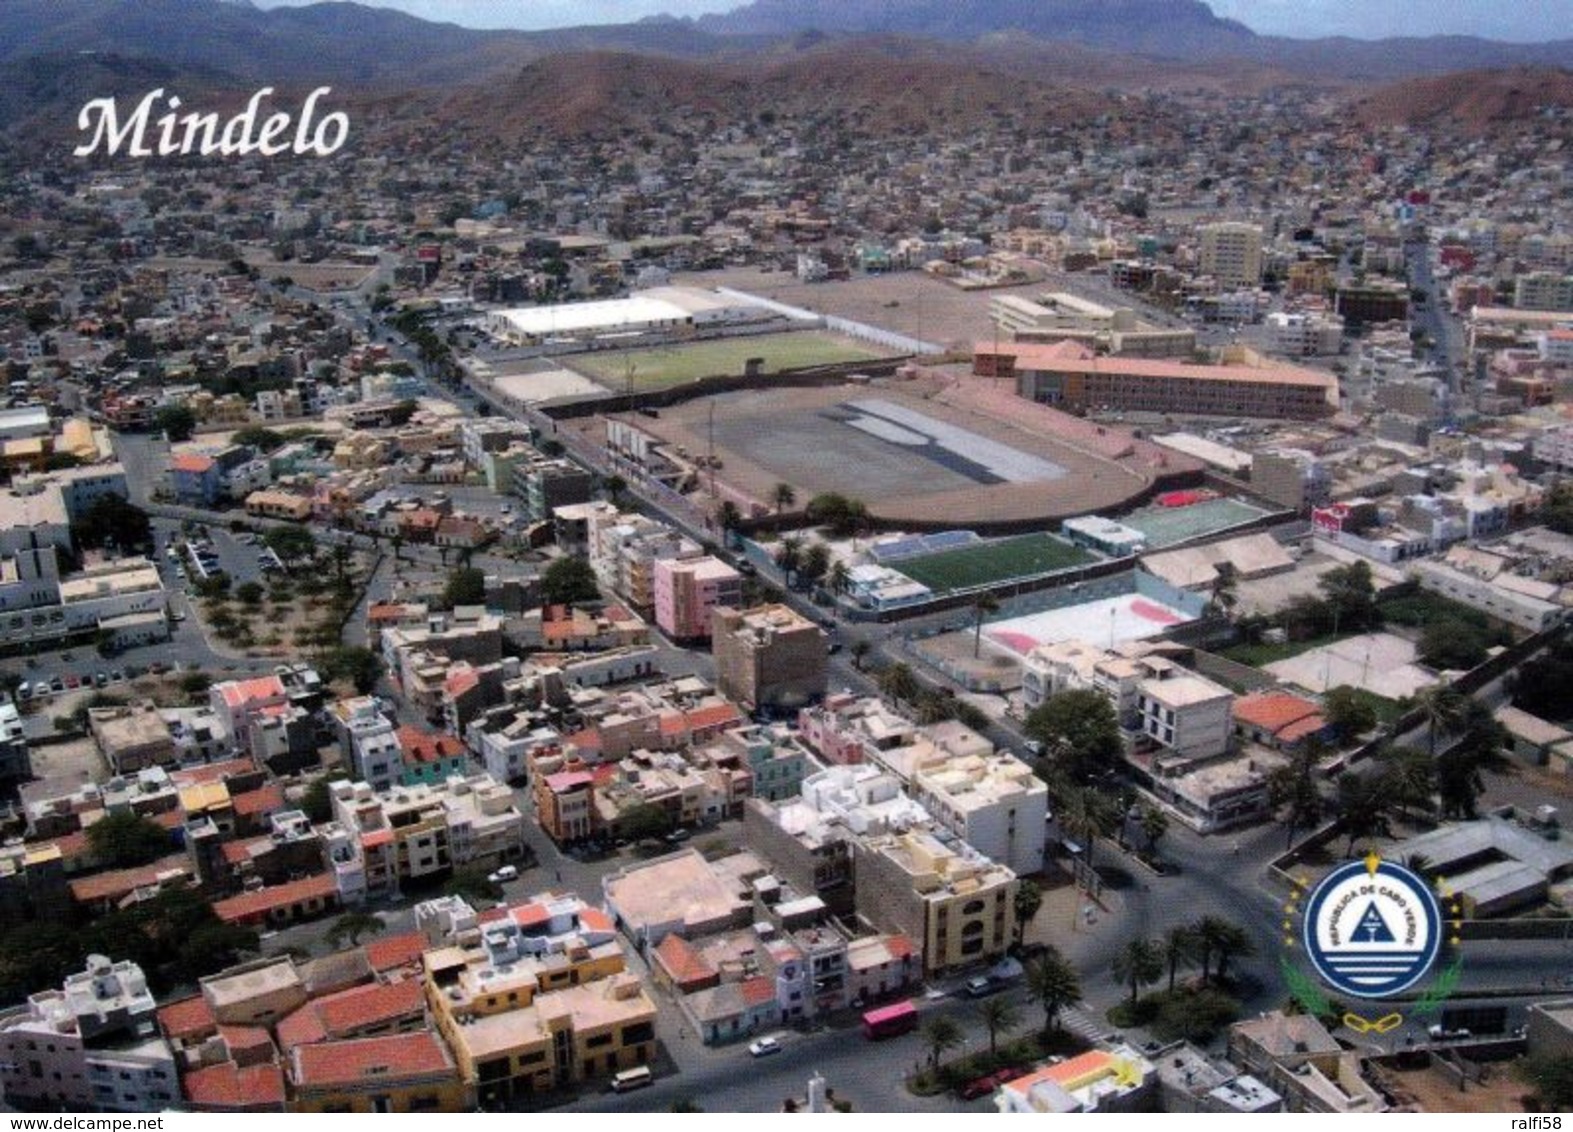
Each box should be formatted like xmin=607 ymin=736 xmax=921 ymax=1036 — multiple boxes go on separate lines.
xmin=1137 ymin=669 xmax=1234 ymax=760
xmin=1265 ymin=311 xmax=1344 ymax=357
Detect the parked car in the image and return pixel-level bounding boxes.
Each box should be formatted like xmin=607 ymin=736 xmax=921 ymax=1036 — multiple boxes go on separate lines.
xmin=747 ymin=1037 xmax=781 ymax=1058
xmin=487 ymin=865 xmax=519 ymax=885
xmin=665 ymin=827 xmax=691 ymax=843
xmin=965 ymin=976 xmax=998 ymax=998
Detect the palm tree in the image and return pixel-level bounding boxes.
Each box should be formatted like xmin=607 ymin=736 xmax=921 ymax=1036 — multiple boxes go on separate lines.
xmin=772 ymin=482 xmax=796 ymax=528
xmin=1112 ymin=938 xmax=1164 ymax=1005
xmin=1025 ymin=949 xmax=1082 ymax=1034
xmin=325 ymin=911 xmax=384 ymax=949
xmin=827 ymin=560 xmax=851 ymax=597
xmin=1416 ymin=685 xmax=1468 ymax=757
xmin=717 ymin=500 xmax=743 ymax=545
xmin=1195 ymin=916 xmax=1254 ymax=985
xmin=1138 ymin=803 xmax=1170 ymax=856
xmin=1377 ymin=744 xmax=1436 ymax=820
xmin=1209 ymin=560 xmax=1239 ymax=619
xmin=971 ymin=592 xmax=1000 ymax=659
xmin=774 ymin=536 xmax=803 ymax=585
xmin=1163 ymin=924 xmax=1201 ymax=993
xmin=851 ymin=639 xmax=872 ymax=672
xmin=604 ymin=474 xmax=627 ymax=507
xmin=976 ymin=997 xmax=1021 ymax=1059
xmin=1013 ymin=878 xmax=1043 ymax=947
xmin=920 ymin=1014 xmax=963 ymax=1071
xmin=1059 ymin=784 xmax=1118 ymax=874
xmin=878 ymin=662 xmax=921 ymax=707
xmin=1337 ymin=772 xmax=1393 ymax=857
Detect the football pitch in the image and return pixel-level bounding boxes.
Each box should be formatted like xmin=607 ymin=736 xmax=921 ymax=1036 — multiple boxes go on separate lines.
xmin=895 ymin=533 xmax=1094 ymax=593
xmin=571 ymin=332 xmax=885 ymax=390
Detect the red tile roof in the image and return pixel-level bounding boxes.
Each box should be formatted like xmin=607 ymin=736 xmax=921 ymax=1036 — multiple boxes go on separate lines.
xmin=512 ymin=903 xmax=551 ymax=930
xmin=1232 ymin=691 xmax=1322 ymax=735
xmin=741 ymin=975 xmax=776 ymax=1007
xmin=364 ymin=931 xmax=426 ymax=974
xmin=157 ymin=995 xmax=217 ymax=1042
xmin=654 ymin=934 xmax=716 ymax=988
xmin=316 ymin=978 xmax=425 ymax=1037
xmin=274 ymin=1004 xmax=328 ymax=1052
xmin=219 ymin=1025 xmax=276 ymax=1061
xmin=578 ymin=907 xmax=614 ymax=934
xmin=290 ymin=1032 xmax=453 ymax=1089
xmin=1277 ymin=714 xmax=1329 ymax=745
xmin=68 ymin=854 xmax=191 ymax=905
xmin=218 ymin=676 xmax=286 ymax=710
xmin=172 ymin=453 xmax=216 ymax=474
xmin=395 ymin=725 xmax=465 ymax=765
xmin=212 ymin=873 xmax=337 ymax=924
xmin=182 ymin=1061 xmax=286 ymax=1111
xmin=231 ymin=784 xmax=285 ymax=817
xmin=885 ymin=935 xmax=915 ymax=961
xmin=170 ymin=757 xmax=257 ymax=787
xmin=221 ymin=838 xmax=271 ymax=867
xmin=686 ymin=703 xmax=743 ymax=732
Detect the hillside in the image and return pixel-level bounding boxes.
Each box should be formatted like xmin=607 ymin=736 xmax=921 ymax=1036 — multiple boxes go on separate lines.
xmin=1350 ymin=66 xmax=1573 ymax=129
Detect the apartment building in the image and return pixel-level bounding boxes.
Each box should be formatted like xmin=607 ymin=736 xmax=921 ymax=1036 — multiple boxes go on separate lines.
xmin=1514 ymin=271 xmax=1573 ymax=312
xmin=0 ymin=956 xmax=178 ymax=1112
xmin=853 ymin=830 xmax=1018 ymax=976
xmin=653 ymin=554 xmax=742 ymax=641
xmin=1136 ymin=669 xmax=1234 ymax=761
xmin=977 ymin=341 xmax=1337 ymax=421
xmin=1196 ymin=222 xmax=1263 ymax=289
xmin=712 ymin=604 xmax=827 ymax=711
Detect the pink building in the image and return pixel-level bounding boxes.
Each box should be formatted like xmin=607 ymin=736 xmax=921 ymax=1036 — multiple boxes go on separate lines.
xmin=653 ymin=555 xmax=741 ymax=641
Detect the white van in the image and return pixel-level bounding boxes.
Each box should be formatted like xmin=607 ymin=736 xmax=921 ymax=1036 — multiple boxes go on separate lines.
xmin=610 ymin=1066 xmax=653 ymax=1093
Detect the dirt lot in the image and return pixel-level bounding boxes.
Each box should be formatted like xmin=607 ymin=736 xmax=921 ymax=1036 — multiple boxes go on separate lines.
xmin=1375 ymin=1057 xmax=1534 ymax=1113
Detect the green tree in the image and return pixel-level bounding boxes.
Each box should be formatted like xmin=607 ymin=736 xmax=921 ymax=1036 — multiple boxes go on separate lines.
xmin=1059 ymin=785 xmax=1118 ymax=873
xmin=975 ymin=996 xmax=1020 ymax=1059
xmin=1163 ymin=924 xmax=1201 ymax=993
xmin=234 ymin=580 xmax=265 ymax=606
xmin=774 ymin=535 xmax=803 ymax=585
xmin=1376 ymin=745 xmax=1435 ymax=819
xmin=387 ymin=399 xmax=419 ymax=427
xmin=325 ymin=911 xmax=385 ymax=949
xmin=1153 ymin=987 xmax=1241 ymax=1043
xmin=154 ymin=403 xmax=196 ymax=442
xmin=446 ymin=866 xmax=503 ymax=905
xmin=1137 ymin=803 xmax=1170 ymax=856
xmin=1013 ymin=879 xmax=1043 ymax=947
xmin=541 ymin=555 xmax=600 ymax=606
xmin=86 ymin=811 xmax=171 ymax=868
xmin=971 ymin=592 xmax=1000 ymax=659
xmin=1112 ymin=938 xmax=1164 ymax=1005
xmin=1209 ymin=560 xmax=1238 ymax=618
xmin=771 ymin=482 xmax=796 ymax=523
xmin=1416 ymin=685 xmax=1469 ymax=757
xmin=1542 ymin=481 xmax=1573 ymax=536
xmin=603 ymin=474 xmax=627 ymax=507
xmin=920 ymin=1014 xmax=963 ymax=1071
xmin=320 ymin=645 xmax=384 ymax=695
xmin=1322 ymin=685 xmax=1376 ymax=743
xmin=1195 ymin=916 xmax=1255 ymax=985
xmin=1025 ymin=949 xmax=1082 ymax=1033
xmin=620 ymin=801 xmax=672 ymax=842
xmin=827 ymin=560 xmax=851 ymax=596
xmin=179 ymin=920 xmax=259 ymax=975
xmin=1025 ymin=689 xmax=1123 ymax=783
xmin=851 ymin=639 xmax=872 ymax=672
xmin=231 ymin=426 xmax=286 ymax=453
xmin=443 ymin=566 xmax=487 ymax=608
xmin=877 ymin=662 xmax=922 ymax=707
xmin=70 ymin=495 xmax=152 ymax=552
xmin=301 ymin=776 xmax=335 ymax=823
xmin=263 ymin=524 xmax=317 ymax=565
xmin=1518 ymin=1054 xmax=1573 ymax=1110
xmin=1267 ymin=743 xmax=1325 ymax=849
xmin=717 ymin=500 xmax=743 ymax=541
xmin=1317 ymin=561 xmax=1377 ymax=634
xmin=799 ymin=542 xmax=831 ymax=590
xmin=1436 ymin=702 xmax=1508 ymax=819
xmin=1417 ymin=617 xmax=1490 ymax=671
xmin=1337 ymin=772 xmax=1393 ymax=857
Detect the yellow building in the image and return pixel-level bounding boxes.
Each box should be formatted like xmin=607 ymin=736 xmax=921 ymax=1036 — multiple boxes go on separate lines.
xmin=422 ymin=895 xmax=656 ymax=1106
xmin=288 ymin=1032 xmax=469 ymax=1113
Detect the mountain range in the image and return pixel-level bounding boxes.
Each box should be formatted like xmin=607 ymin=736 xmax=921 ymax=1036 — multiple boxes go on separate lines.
xmin=2 ymin=1 xmax=1571 ymax=140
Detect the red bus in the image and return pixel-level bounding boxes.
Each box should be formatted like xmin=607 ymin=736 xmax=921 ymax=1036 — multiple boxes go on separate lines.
xmin=862 ymin=1000 xmax=918 ymax=1039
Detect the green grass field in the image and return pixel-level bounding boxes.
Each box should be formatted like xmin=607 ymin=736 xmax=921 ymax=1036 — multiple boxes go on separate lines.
xmin=895 ymin=534 xmax=1093 ymax=593
xmin=570 ymin=332 xmax=885 ymax=390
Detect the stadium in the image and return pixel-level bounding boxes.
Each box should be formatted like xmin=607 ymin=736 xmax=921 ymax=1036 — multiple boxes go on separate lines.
xmin=569 ymin=370 xmax=1201 ymax=532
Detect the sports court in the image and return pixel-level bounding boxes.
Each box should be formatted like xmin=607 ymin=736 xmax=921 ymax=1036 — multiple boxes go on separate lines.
xmin=982 ymin=591 xmax=1195 ymax=656
xmin=1266 ymin=632 xmax=1437 ymax=699
xmin=570 ymin=330 xmax=884 ymax=391
xmin=1122 ymin=496 xmax=1270 ymax=549
xmin=893 ymin=533 xmax=1091 ymax=593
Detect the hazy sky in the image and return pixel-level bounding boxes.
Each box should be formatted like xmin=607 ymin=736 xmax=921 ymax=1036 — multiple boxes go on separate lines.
xmin=248 ymin=0 xmax=1569 ymax=42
